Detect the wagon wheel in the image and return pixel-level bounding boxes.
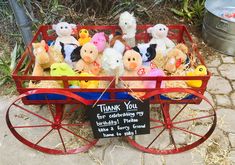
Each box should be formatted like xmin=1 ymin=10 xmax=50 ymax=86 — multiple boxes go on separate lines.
xmin=6 ymin=89 xmax=98 ymax=154
xmin=126 ymin=88 xmax=216 ymax=154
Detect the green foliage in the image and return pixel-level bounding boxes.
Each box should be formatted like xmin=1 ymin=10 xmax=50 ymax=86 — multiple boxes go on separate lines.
xmin=171 ymin=0 xmax=205 ymax=24
xmin=0 ymin=43 xmax=24 ymax=94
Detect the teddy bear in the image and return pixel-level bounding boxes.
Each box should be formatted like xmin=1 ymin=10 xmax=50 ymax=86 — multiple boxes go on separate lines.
xmin=164 ymin=43 xmax=188 ymax=74
xmin=122 ymin=49 xmax=145 ymax=97
xmin=119 ymin=11 xmax=137 ymax=47
xmin=75 ymin=42 xmax=100 ymax=75
xmin=52 ymin=22 xmax=80 ymax=51
xmin=147 ymin=24 xmax=175 ymax=56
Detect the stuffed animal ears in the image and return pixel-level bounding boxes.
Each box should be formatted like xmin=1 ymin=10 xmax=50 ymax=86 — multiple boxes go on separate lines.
xmin=70 ymin=24 xmax=77 ymax=29
xmin=150 ymin=44 xmax=157 ymax=50
xmin=52 ymin=24 xmax=57 ymax=30
xmin=147 ymin=27 xmax=153 ymax=34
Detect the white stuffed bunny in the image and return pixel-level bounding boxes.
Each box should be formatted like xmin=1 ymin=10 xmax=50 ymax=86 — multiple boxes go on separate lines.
xmin=52 ymin=22 xmax=80 ymax=51
xmin=147 ymin=24 xmax=175 ymax=56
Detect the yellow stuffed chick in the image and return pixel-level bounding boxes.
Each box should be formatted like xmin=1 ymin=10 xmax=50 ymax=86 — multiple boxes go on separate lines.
xmin=79 ymin=72 xmax=99 ymax=88
xmin=78 ymin=29 xmax=91 ymax=46
xmin=186 ymin=65 xmax=207 ymax=88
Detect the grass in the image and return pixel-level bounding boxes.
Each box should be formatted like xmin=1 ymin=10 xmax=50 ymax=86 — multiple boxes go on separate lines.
xmin=0 ymin=41 xmax=24 ymax=95
xmin=170 ymin=0 xmax=205 ymax=25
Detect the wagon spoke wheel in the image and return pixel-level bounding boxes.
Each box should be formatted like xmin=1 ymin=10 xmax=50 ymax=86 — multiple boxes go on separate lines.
xmin=126 ymin=89 xmax=216 ymax=154
xmin=6 ymin=90 xmax=98 ymax=154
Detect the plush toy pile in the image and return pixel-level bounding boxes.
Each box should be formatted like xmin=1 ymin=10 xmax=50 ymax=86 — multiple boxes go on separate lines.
xmin=30 ymin=11 xmax=207 ymax=99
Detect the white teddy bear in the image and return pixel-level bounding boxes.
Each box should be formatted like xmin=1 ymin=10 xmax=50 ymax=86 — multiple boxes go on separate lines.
xmin=147 ymin=24 xmax=175 ymax=56
xmin=52 ymin=22 xmax=80 ymax=51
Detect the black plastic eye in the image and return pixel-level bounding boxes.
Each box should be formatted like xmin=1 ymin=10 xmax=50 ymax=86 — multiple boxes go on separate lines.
xmin=128 ymin=58 xmax=131 ymax=61
xmin=65 ymin=26 xmax=68 ymax=29
xmin=85 ymin=80 xmax=89 ymax=83
xmin=80 ymin=31 xmax=82 ymax=33
xmin=84 ymin=50 xmax=87 ymax=52
xmin=159 ymin=28 xmax=162 ymax=31
xmin=199 ymin=68 xmax=203 ymax=71
xmin=52 ymin=68 xmax=56 ymax=70
xmin=125 ymin=22 xmax=127 ymax=25
xmin=116 ymin=60 xmax=119 ymax=63
xmin=85 ymin=31 xmax=87 ymax=33
xmin=90 ymin=51 xmax=93 ymax=54
xmin=60 ymin=27 xmax=63 ymax=29
xmin=132 ymin=58 xmax=135 ymax=61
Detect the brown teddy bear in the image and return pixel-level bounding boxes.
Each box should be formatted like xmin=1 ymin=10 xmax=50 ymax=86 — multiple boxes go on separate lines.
xmin=152 ymin=43 xmax=188 ymax=73
xmin=164 ymin=43 xmax=188 ymax=73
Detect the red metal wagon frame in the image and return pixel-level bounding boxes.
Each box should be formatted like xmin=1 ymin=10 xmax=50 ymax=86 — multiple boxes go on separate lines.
xmin=6 ymin=24 xmax=216 ymax=155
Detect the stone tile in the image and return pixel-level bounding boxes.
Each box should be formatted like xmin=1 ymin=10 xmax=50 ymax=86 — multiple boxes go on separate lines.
xmin=208 ymin=67 xmax=220 ymax=76
xmin=217 ymin=108 xmax=235 ymax=133
xmin=215 ymin=95 xmax=232 ymax=107
xmin=207 ymin=58 xmax=221 ymax=67
xmin=231 ymin=92 xmax=235 ymax=106
xmin=207 ymin=76 xmax=232 ymax=94
xmin=232 ymin=81 xmax=235 ymax=90
xmin=144 ymin=154 xmax=163 ymax=165
xmin=221 ymin=55 xmax=235 ymax=63
xmin=164 ymin=151 xmax=204 ymax=165
xmin=228 ymin=133 xmax=235 ymax=148
xmin=103 ymin=140 xmax=142 ymax=165
xmin=228 ymin=151 xmax=235 ymax=163
xmin=218 ymin=64 xmax=235 ymax=80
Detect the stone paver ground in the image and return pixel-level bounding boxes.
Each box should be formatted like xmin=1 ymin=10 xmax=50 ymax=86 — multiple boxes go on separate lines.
xmin=0 ymin=52 xmax=235 ymax=165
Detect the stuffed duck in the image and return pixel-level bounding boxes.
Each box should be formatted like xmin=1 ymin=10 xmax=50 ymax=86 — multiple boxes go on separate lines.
xmin=79 ymin=72 xmax=99 ymax=88
xmin=78 ymin=29 xmax=91 ymax=46
xmin=186 ymin=65 xmax=207 ymax=88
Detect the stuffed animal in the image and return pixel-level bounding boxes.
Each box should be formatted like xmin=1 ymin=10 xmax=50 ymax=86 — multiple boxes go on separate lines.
xmin=133 ymin=43 xmax=157 ymax=67
xmin=28 ymin=80 xmax=62 ymax=88
xmin=32 ymin=40 xmax=61 ymax=76
xmin=164 ymin=43 xmax=188 ymax=73
xmin=123 ymin=49 xmax=145 ymax=97
xmin=75 ymin=42 xmax=100 ymax=75
xmin=119 ymin=11 xmax=137 ymax=47
xmin=60 ymin=42 xmax=82 ymax=68
xmin=79 ymin=72 xmax=99 ymax=88
xmin=90 ymin=32 xmax=106 ymax=53
xmin=78 ymin=29 xmax=91 ymax=46
xmin=143 ymin=68 xmax=165 ymax=88
xmin=186 ymin=65 xmax=207 ymax=88
xmin=101 ymin=48 xmax=124 ymax=76
xmin=109 ymin=31 xmax=127 ymax=54
xmin=52 ymin=22 xmax=80 ymax=50
xmin=50 ymin=62 xmax=79 ymax=87
xmin=147 ymin=24 xmax=175 ymax=56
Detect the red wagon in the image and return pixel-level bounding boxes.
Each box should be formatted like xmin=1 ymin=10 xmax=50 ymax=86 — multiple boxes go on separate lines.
xmin=6 ymin=25 xmax=216 ymax=155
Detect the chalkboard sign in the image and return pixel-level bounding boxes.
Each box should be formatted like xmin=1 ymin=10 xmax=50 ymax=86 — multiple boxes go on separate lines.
xmin=87 ymin=99 xmax=150 ymax=138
